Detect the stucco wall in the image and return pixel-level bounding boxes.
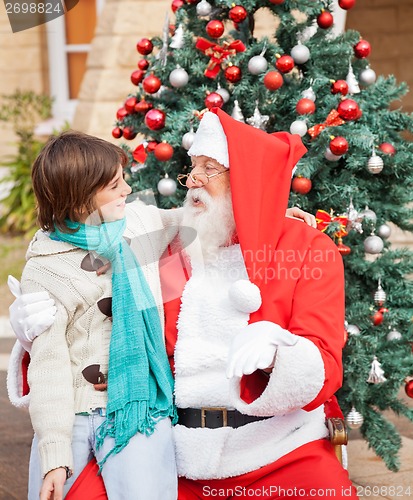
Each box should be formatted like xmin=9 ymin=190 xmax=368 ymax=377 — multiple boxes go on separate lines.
xmin=0 ymin=3 xmax=47 ymax=158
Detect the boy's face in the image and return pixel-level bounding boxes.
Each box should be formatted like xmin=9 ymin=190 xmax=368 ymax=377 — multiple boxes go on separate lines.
xmin=84 ymin=164 xmax=131 ymax=223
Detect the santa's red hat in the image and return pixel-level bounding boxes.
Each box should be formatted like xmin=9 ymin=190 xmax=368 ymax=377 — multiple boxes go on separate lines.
xmin=188 ymin=108 xmax=307 ymax=289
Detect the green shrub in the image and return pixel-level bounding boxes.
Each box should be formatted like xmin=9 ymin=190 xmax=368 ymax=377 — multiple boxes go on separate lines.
xmin=0 ymin=90 xmax=53 ymax=236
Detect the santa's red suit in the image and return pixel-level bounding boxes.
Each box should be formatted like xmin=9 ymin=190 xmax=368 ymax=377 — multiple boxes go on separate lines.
xmin=160 ymin=109 xmax=357 ymax=498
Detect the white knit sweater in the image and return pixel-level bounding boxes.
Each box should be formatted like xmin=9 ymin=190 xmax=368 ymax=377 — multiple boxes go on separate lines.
xmin=16 ymin=201 xmax=181 ymax=477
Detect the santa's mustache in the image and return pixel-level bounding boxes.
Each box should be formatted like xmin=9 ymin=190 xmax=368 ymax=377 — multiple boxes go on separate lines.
xmin=184 ymin=187 xmax=212 ymax=208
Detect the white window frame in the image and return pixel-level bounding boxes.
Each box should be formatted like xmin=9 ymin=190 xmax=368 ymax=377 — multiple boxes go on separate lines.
xmin=36 ymin=0 xmax=106 ymax=135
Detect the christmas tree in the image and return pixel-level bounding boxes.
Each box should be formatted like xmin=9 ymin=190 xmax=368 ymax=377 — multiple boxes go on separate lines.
xmin=112 ymin=0 xmax=413 ymax=470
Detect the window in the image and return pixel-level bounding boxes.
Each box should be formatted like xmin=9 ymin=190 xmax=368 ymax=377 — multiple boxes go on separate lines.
xmin=37 ymin=0 xmax=105 ymax=134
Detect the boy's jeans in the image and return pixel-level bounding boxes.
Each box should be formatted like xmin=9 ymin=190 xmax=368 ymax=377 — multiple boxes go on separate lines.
xmin=28 ymin=413 xmax=177 ymax=499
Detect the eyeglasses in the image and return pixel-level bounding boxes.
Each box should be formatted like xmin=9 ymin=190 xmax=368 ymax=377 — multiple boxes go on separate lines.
xmin=177 ymin=169 xmax=228 ymax=187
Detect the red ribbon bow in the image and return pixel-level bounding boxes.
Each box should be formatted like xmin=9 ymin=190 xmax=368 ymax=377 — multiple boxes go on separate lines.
xmin=133 ymin=144 xmax=147 ymax=163
xmin=316 ymin=210 xmax=348 ymax=237
xmin=308 ymin=109 xmax=345 ymax=138
xmin=196 ymin=38 xmax=246 ymax=79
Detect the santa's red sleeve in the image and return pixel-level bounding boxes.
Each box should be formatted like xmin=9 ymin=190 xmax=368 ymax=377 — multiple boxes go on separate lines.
xmin=229 ymin=232 xmax=345 ymax=416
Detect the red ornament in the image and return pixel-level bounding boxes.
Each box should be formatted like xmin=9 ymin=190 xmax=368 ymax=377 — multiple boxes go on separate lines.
xmin=337 ymin=241 xmax=351 ymax=255
xmin=292 ymin=177 xmax=312 ymax=194
xmin=124 ymin=96 xmax=138 ymax=113
xmin=331 ymin=80 xmax=348 ymax=95
xmin=296 ymin=98 xmax=316 ymax=115
xmin=143 ymin=75 xmax=162 ymax=94
xmin=145 ymin=109 xmax=166 ymax=130
xmin=337 ymin=99 xmax=360 ymax=120
xmin=171 ymin=0 xmax=184 ymax=12
xmin=122 ymin=127 xmax=137 ymax=140
xmin=263 ymin=71 xmax=283 ymax=91
xmin=379 ymin=142 xmax=396 ymax=155
xmin=112 ymin=127 xmax=123 ymax=139
xmin=136 ymin=38 xmax=153 ymax=55
xmin=229 ymin=5 xmax=248 ymax=23
xmin=405 ymin=379 xmax=413 ymax=399
xmin=275 ymin=55 xmax=295 ymax=73
xmin=131 ymin=70 xmax=145 ymax=86
xmin=269 ymin=0 xmax=284 ymax=3
xmin=206 ymin=20 xmax=225 ymax=39
xmin=338 ymin=0 xmax=356 ymax=9
xmin=138 ymin=59 xmax=149 ymax=70
xmin=205 ymin=92 xmax=224 ymax=110
xmin=224 ymin=65 xmax=242 ymax=83
xmin=354 ymin=39 xmax=371 ymax=59
xmin=372 ymin=310 xmax=384 ymax=326
xmin=330 ymin=136 xmax=349 ymax=155
xmin=317 ymin=11 xmax=334 ymax=29
xmin=116 ymin=107 xmax=128 ymax=120
xmin=154 ymin=142 xmax=174 ymax=161
xmin=134 ymin=99 xmax=153 ymax=114
xmin=187 ymin=0 xmax=199 ymax=3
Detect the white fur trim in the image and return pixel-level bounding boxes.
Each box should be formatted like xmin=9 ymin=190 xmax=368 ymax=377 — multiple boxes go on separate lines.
xmin=228 ymin=280 xmax=262 ymax=313
xmin=229 ymin=336 xmax=325 ymax=416
xmin=7 ymin=340 xmax=30 ymax=409
xmin=187 ymin=112 xmax=229 ymax=168
xmin=174 ymin=406 xmax=328 ymax=479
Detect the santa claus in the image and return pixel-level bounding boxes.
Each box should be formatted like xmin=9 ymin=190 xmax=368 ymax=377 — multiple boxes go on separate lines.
xmin=8 ymin=109 xmax=357 ymax=499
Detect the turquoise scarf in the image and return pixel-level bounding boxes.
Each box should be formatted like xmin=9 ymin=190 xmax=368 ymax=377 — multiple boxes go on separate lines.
xmin=53 ymin=218 xmax=176 ymax=467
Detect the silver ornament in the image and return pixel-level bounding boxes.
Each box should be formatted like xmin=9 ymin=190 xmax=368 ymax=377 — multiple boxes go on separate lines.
xmin=247 ymin=55 xmax=268 ymax=75
xmin=301 ymin=86 xmax=316 ymax=102
xmin=157 ymin=175 xmax=177 ymax=196
xmin=231 ymin=100 xmax=245 ymax=122
xmin=346 ymin=63 xmax=360 ymax=94
xmin=346 ymin=407 xmax=364 ymax=429
xmin=364 ymin=235 xmax=384 ymax=254
xmin=387 ymin=328 xmax=402 ymax=341
xmin=169 ymin=67 xmax=189 ymax=88
xmin=367 ymin=151 xmax=384 ymax=174
xmin=324 ymin=148 xmax=342 ymax=162
xmin=377 ymin=223 xmax=391 ymax=239
xmin=367 ymin=356 xmax=387 ymax=384
xmin=290 ymin=120 xmax=307 ymax=137
xmin=359 ymin=67 xmax=377 ymax=86
xmin=359 ymin=206 xmax=377 ymax=223
xmin=182 ymin=128 xmax=195 ymax=150
xmin=291 ymin=43 xmax=310 ymax=64
xmin=170 ymin=24 xmax=185 ymax=50
xmin=131 ymin=163 xmax=147 ymax=173
xmin=246 ymin=105 xmax=269 ymax=130
xmin=345 ymin=198 xmax=363 ymax=234
xmin=346 ymin=324 xmax=361 ymax=336
xmin=196 ymin=0 xmax=212 ymax=17
xmin=374 ymin=280 xmax=386 ymax=306
xmin=215 ymin=86 xmax=230 ymax=103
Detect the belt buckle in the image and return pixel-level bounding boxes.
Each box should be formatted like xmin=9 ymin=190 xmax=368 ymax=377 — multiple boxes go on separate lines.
xmin=201 ymin=407 xmax=228 ymax=428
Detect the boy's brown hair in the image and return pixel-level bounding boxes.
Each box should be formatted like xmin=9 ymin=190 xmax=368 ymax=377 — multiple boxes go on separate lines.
xmin=32 ymin=130 xmax=129 ymax=232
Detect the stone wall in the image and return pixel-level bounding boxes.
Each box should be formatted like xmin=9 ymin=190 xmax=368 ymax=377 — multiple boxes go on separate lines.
xmin=72 ymin=0 xmax=172 ymax=143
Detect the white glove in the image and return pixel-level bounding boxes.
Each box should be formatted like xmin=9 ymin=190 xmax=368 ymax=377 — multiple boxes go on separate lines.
xmin=226 ymin=321 xmax=299 ymax=379
xmin=8 ymin=275 xmax=57 ymax=352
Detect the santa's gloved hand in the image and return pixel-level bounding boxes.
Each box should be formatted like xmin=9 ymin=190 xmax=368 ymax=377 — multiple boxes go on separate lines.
xmin=8 ymin=275 xmax=56 ymax=352
xmin=226 ymin=321 xmax=299 ymax=378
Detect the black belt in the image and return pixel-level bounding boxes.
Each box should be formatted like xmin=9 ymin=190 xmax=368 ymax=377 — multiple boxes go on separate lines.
xmin=177 ymin=407 xmax=271 ymax=429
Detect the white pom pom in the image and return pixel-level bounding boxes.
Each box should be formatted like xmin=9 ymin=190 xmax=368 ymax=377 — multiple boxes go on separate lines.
xmin=228 ymin=280 xmax=262 ymax=313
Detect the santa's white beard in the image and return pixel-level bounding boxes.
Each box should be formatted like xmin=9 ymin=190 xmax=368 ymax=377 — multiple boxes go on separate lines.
xmin=180 ymin=188 xmax=236 ymax=263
